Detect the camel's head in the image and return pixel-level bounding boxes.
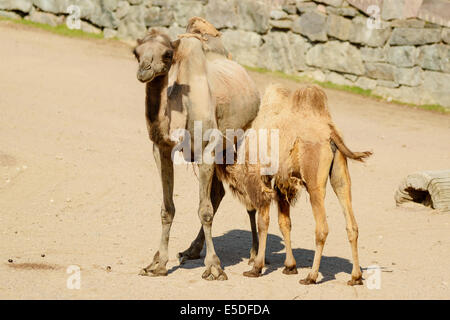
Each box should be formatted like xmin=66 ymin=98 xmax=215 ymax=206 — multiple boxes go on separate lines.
xmin=133 ymin=30 xmax=179 ymax=83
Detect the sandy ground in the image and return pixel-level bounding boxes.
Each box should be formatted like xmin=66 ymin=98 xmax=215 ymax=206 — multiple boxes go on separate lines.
xmin=0 ymin=21 xmax=449 ymax=300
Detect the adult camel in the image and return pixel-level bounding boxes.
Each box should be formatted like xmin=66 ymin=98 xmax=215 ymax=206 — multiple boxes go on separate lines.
xmin=132 ymin=28 xmax=260 ymax=280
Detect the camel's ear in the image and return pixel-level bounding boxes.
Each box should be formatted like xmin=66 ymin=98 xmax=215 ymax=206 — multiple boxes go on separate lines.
xmin=171 ymin=39 xmax=180 ymax=50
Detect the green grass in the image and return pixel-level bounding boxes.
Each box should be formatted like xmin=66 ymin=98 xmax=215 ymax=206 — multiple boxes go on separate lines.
xmin=0 ymin=16 xmax=105 ymax=39
xmin=245 ymin=65 xmax=449 ymax=114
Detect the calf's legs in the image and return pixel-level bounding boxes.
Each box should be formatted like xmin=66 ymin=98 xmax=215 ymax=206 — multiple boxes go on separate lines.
xmin=330 ymin=151 xmax=363 ymax=286
xmin=243 ymin=205 xmax=270 ymax=277
xmin=278 ymin=199 xmax=297 ymax=275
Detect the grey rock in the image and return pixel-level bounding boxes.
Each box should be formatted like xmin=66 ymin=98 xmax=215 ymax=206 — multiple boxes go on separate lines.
xmin=326 ymin=6 xmax=357 ymax=17
xmin=390 ymin=19 xmax=425 ymax=28
xmin=373 ymin=85 xmax=425 ymax=105
xmin=422 ymin=71 xmax=450 ymax=107
xmin=80 ymin=21 xmax=102 ymax=34
xmin=115 ymin=1 xmax=130 ymax=20
xmin=221 ymin=30 xmax=262 ymax=68
xmin=173 ymin=0 xmax=204 ymax=28
xmin=344 ymin=73 xmax=358 ymax=82
xmin=314 ymin=0 xmax=343 ymax=7
xmin=270 ymin=19 xmax=292 ymax=30
xmin=117 ymin=20 xmax=147 ymax=39
xmin=205 ymin=0 xmax=238 ymax=29
xmin=364 ymin=62 xmax=396 ymax=81
xmin=350 ymin=16 xmax=391 ymax=47
xmin=26 ymin=10 xmax=64 ymax=27
xmin=270 ymin=9 xmax=288 ymax=20
xmin=117 ymin=4 xmax=148 ymax=39
xmin=361 ymin=47 xmax=386 ymax=62
xmin=0 ymin=9 xmax=21 ymax=18
xmin=259 ymin=31 xmax=311 ymax=73
xmin=442 ymin=28 xmax=450 ymax=44
xmin=102 ymin=0 xmax=119 ymax=11
xmin=282 ymin=4 xmax=297 ymax=15
xmin=325 ymin=72 xmax=354 ymax=86
xmin=32 ymin=0 xmax=85 ymax=16
xmin=326 ymin=14 xmax=352 ymax=41
xmin=377 ymin=79 xmax=399 ymax=88
xmin=394 ymin=66 xmax=423 ymax=87
xmin=145 ymin=6 xmax=174 ymax=27
xmin=306 ymin=41 xmax=364 ymax=75
xmin=389 ymin=28 xmax=442 ymax=45
xmin=296 ymin=1 xmax=316 ymax=13
xmin=292 ymin=11 xmax=327 ymax=42
xmin=382 ymin=0 xmax=422 ymax=21
xmin=386 ymin=46 xmax=418 ymax=67
xmin=103 ymin=28 xmax=118 ymax=39
xmin=88 ymin=1 xmax=120 ymax=29
xmin=298 ymin=69 xmax=326 ymax=82
xmin=236 ymin=0 xmax=270 ymax=34
xmin=355 ymin=77 xmax=377 ymax=90
xmin=0 ymin=0 xmax=32 ymax=12
xmin=418 ymin=44 xmax=450 ymax=73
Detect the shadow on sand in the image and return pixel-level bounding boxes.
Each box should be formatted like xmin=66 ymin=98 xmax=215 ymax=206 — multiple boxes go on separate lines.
xmin=168 ymin=229 xmax=354 ymax=284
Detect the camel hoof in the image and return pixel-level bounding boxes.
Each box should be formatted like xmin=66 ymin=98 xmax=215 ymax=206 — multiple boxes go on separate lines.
xmin=347 ymin=277 xmax=363 ymax=286
xmin=282 ymin=266 xmax=298 ymax=275
xmin=202 ymin=267 xmax=228 ymax=281
xmin=177 ymin=250 xmax=201 ymax=265
xmin=299 ymin=277 xmax=316 ymax=285
xmin=139 ymin=267 xmax=168 ymax=277
xmin=243 ymin=267 xmax=262 ymax=278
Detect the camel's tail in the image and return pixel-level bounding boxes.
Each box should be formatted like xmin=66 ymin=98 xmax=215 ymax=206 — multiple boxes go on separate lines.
xmin=329 ymin=123 xmax=373 ymax=162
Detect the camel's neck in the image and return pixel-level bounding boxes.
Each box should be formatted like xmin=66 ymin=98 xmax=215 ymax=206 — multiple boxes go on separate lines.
xmin=145 ymin=74 xmax=168 ymax=124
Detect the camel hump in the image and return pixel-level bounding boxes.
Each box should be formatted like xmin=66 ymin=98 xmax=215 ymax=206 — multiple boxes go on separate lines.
xmin=187 ymin=16 xmax=221 ymax=37
xmin=291 ymin=85 xmax=330 ymax=117
xmin=260 ymin=83 xmax=291 ymax=112
xmin=329 ymin=123 xmax=373 ymax=162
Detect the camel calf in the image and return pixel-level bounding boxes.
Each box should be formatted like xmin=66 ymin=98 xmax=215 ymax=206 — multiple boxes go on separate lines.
xmin=216 ymin=84 xmax=372 ymax=285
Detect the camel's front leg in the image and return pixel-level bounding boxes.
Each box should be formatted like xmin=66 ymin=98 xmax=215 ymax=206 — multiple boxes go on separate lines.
xmin=177 ymin=172 xmax=225 ymax=264
xmin=198 ymin=163 xmax=228 ymax=281
xmin=140 ymin=144 xmax=175 ymax=277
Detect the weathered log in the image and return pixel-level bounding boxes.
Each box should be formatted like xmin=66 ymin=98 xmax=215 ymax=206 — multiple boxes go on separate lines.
xmin=395 ymin=170 xmax=450 ymax=212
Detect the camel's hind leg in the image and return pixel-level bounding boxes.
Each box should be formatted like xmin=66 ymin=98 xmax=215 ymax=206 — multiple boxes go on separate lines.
xmin=247 ymin=209 xmax=259 ymax=265
xmin=300 ymin=147 xmax=333 ymax=285
xmin=243 ymin=205 xmax=270 ymax=277
xmin=330 ymin=150 xmax=363 ymax=286
xmin=278 ymin=199 xmax=297 ymax=275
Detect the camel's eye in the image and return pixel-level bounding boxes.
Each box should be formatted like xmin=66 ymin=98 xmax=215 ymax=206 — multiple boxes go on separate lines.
xmin=163 ymin=50 xmax=173 ymax=61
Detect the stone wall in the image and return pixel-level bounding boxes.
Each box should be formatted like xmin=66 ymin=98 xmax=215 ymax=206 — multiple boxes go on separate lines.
xmin=1 ymin=0 xmax=449 ymax=108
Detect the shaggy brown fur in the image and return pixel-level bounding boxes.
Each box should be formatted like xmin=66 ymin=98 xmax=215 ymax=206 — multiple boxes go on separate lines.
xmin=217 ymin=84 xmax=372 ymax=285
